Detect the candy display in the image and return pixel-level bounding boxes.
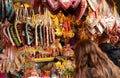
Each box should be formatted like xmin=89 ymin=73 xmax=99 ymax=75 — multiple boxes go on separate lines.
xmin=1 ymin=0 xmax=16 ymax=23
xmin=1 ymin=0 xmax=120 ymax=78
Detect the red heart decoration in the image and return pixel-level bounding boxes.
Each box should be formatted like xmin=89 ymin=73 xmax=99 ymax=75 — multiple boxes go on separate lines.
xmin=110 ymin=35 xmax=119 ymax=45
xmin=58 ymin=0 xmax=73 ymax=10
xmin=71 ymin=0 xmax=81 ymax=9
xmin=47 ymin=0 xmax=60 ymax=11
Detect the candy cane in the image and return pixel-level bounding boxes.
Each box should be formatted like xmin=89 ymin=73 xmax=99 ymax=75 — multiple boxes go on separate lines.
xmin=49 ymin=27 xmax=52 ymax=43
xmin=2 ymin=0 xmax=5 ymax=20
xmin=10 ymin=25 xmax=21 ymax=47
xmin=35 ymin=25 xmax=38 ymax=46
xmin=46 ymin=26 xmax=49 ymax=47
xmin=26 ymin=22 xmax=34 ymax=45
xmin=7 ymin=26 xmax=15 ymax=46
xmin=40 ymin=23 xmax=43 ymax=46
xmin=14 ymin=21 xmax=22 ymax=44
xmin=3 ymin=27 xmax=9 ymax=40
xmin=43 ymin=25 xmax=46 ymax=46
xmin=51 ymin=27 xmax=55 ymax=44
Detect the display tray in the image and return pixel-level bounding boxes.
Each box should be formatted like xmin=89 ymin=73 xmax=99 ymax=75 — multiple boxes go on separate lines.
xmin=34 ymin=57 xmax=55 ymax=62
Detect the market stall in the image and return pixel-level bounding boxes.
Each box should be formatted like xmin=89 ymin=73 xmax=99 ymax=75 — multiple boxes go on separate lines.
xmin=0 ymin=0 xmax=120 ymax=78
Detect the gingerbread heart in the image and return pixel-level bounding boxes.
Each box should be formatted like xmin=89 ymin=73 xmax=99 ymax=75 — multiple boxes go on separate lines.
xmin=104 ymin=16 xmax=116 ymax=33
xmin=110 ymin=35 xmax=119 ymax=44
